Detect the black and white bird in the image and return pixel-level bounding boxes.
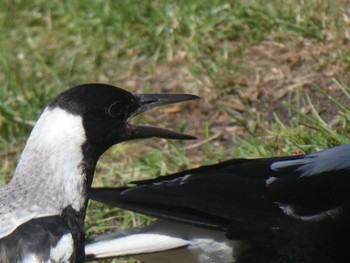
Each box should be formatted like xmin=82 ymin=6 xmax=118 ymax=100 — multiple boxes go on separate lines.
xmin=87 ymin=145 xmax=350 ymax=263
xmin=0 ymin=83 xmax=197 ymax=262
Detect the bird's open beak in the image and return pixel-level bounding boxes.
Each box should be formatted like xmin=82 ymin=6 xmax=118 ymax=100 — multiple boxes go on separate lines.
xmin=127 ymin=93 xmax=199 ymax=140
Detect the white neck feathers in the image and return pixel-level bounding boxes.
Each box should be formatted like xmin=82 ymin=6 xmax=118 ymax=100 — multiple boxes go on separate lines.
xmin=0 ymin=107 xmax=87 ymax=238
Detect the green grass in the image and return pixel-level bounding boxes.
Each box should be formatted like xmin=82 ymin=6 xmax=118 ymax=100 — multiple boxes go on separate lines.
xmin=1 ymin=0 xmax=347 ymax=152
xmin=1 ymin=0 xmax=350 ymax=262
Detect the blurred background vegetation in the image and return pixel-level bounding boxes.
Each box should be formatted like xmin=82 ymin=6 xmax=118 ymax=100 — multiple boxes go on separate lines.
xmin=1 ymin=0 xmax=350 ymax=262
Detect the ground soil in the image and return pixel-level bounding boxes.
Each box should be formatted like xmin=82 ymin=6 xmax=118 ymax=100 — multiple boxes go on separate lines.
xmin=106 ymin=35 xmax=350 ymax=163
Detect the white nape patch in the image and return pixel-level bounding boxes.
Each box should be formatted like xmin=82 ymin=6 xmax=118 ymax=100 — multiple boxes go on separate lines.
xmin=190 ymin=238 xmax=233 ymax=263
xmin=0 ymin=107 xmax=86 ymax=239
xmin=85 ymin=233 xmax=189 ymax=258
xmin=50 ymin=233 xmax=74 ymax=262
xmin=276 ymin=202 xmax=342 ymax=221
xmin=265 ymin=177 xmax=278 ymax=185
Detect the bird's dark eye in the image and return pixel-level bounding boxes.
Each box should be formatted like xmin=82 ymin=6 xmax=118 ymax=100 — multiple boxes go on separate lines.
xmin=107 ymin=101 xmax=124 ymax=118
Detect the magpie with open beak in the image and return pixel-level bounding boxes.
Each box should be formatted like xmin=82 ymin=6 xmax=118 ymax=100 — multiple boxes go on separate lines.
xmin=87 ymin=144 xmax=350 ymax=263
xmin=0 ymin=83 xmax=197 ymax=262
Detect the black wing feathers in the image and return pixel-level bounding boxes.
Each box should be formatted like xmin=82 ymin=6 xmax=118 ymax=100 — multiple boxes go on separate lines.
xmin=268 ymin=169 xmax=350 ymax=218
xmin=90 ymin=145 xmax=350 ymax=262
xmin=90 ymin=157 xmax=300 ymax=228
xmin=91 ymin=149 xmax=350 ymax=225
xmin=90 ymin=188 xmax=229 ymax=229
xmin=0 ymin=216 xmax=70 ymax=262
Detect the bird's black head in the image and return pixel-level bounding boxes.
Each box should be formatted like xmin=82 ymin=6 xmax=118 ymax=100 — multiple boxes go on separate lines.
xmin=50 ymin=83 xmax=198 ymax=158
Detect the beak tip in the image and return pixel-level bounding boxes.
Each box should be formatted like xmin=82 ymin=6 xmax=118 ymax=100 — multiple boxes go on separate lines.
xmin=182 ymin=134 xmax=198 ymax=140
xmin=165 ymin=132 xmax=198 ymax=141
xmin=188 ymin=94 xmax=200 ymax=101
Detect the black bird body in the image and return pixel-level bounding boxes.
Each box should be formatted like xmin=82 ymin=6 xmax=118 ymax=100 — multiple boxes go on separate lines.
xmin=0 ymin=84 xmax=197 ymax=262
xmin=88 ymin=145 xmax=350 ymax=262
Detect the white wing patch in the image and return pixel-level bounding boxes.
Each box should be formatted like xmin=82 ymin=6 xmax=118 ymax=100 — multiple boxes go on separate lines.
xmin=49 ymin=233 xmax=74 ymax=262
xmin=19 ymin=234 xmax=73 ymax=263
xmin=85 ymin=233 xmax=190 ymax=258
xmin=21 ymin=254 xmax=40 ymax=263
